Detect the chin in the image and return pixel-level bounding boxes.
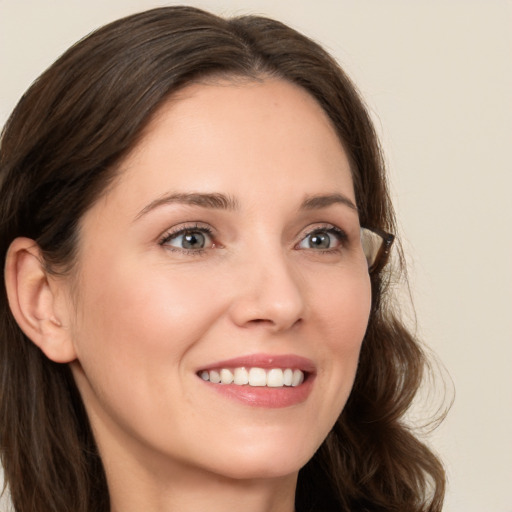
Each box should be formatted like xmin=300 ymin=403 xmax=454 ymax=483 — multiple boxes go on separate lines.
xmin=213 ymin=458 xmax=306 ymax=481
xmin=197 ymin=438 xmax=316 ymax=481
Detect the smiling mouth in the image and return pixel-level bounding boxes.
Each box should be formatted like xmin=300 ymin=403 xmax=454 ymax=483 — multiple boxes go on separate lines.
xmin=197 ymin=354 xmax=315 ymax=407
xmin=198 ymin=367 xmax=306 ymax=388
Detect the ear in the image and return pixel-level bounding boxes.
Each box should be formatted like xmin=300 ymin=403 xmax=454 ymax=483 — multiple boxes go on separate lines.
xmin=4 ymin=237 xmax=77 ymax=363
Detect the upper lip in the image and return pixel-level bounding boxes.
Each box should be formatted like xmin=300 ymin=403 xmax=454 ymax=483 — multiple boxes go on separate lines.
xmin=197 ymin=353 xmax=316 ymax=373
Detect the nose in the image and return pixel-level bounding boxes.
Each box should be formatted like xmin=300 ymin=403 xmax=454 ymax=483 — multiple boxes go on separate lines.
xmin=228 ymin=246 xmax=306 ymax=332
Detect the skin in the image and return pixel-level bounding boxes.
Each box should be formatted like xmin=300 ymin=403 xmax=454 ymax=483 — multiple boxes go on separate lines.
xmin=7 ymin=78 xmax=372 ymax=512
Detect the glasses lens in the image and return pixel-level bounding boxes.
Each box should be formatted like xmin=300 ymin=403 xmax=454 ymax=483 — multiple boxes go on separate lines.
xmin=360 ymin=227 xmax=394 ymax=272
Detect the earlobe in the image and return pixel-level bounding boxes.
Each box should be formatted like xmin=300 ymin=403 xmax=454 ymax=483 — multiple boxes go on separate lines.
xmin=4 ymin=237 xmax=77 ymax=363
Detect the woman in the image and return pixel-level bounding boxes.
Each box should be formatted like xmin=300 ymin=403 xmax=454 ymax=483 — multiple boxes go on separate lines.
xmin=0 ymin=6 xmax=445 ymax=512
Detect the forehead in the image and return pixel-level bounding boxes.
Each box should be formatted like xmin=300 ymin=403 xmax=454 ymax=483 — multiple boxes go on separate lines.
xmin=96 ymin=78 xmax=355 ymax=217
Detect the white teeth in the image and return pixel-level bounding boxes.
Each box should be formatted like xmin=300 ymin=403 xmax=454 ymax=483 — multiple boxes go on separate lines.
xmin=220 ymin=369 xmax=234 ymax=384
xmin=200 ymin=367 xmax=305 ymax=388
xmin=292 ymin=369 xmax=304 ymax=387
xmin=267 ymin=368 xmax=284 ymax=387
xmin=209 ymin=370 xmax=221 ymax=384
xmin=233 ymin=367 xmax=249 ymax=385
xmin=248 ymin=367 xmax=267 ymax=386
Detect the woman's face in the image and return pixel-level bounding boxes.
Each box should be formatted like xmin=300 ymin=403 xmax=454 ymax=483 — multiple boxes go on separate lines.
xmin=67 ymin=79 xmax=371 ymax=482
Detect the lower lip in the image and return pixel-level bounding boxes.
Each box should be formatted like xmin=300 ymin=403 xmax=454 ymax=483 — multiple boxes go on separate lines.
xmin=200 ymin=375 xmax=315 ymax=408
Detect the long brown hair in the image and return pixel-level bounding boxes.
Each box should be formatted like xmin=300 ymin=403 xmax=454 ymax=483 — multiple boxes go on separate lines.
xmin=0 ymin=7 xmax=445 ymax=511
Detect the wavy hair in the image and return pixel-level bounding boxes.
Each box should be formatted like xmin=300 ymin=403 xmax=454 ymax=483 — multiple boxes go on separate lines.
xmin=0 ymin=6 xmax=445 ymax=511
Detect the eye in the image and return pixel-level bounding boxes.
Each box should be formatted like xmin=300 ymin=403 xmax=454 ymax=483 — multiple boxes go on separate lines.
xmin=297 ymin=227 xmax=347 ymax=251
xmin=160 ymin=226 xmax=214 ymax=252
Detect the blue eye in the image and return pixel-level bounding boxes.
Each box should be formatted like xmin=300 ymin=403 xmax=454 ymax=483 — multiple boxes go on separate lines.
xmin=160 ymin=227 xmax=213 ymax=251
xmin=297 ymin=227 xmax=346 ymax=250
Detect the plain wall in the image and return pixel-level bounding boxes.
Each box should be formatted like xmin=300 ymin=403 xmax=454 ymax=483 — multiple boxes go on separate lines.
xmin=1 ymin=1 xmax=511 ymax=511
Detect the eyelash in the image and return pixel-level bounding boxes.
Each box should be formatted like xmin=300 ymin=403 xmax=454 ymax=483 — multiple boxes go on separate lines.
xmin=159 ymin=223 xmax=214 ymax=255
xmin=158 ymin=223 xmax=349 ymax=255
xmin=296 ymin=225 xmax=348 ymax=253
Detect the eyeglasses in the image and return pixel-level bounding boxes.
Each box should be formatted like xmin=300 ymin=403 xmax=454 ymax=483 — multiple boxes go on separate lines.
xmin=360 ymin=227 xmax=395 ymax=274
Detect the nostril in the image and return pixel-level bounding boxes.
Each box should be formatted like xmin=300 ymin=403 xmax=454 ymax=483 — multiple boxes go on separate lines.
xmin=246 ymin=317 xmax=302 ymax=328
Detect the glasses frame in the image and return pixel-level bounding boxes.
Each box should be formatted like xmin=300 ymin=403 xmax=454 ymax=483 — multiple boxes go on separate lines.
xmin=361 ymin=227 xmax=395 ymax=274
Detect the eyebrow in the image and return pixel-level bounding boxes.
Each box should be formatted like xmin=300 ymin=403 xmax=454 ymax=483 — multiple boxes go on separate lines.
xmin=300 ymin=193 xmax=358 ymax=212
xmin=134 ymin=191 xmax=357 ymax=221
xmin=134 ymin=192 xmax=239 ymax=221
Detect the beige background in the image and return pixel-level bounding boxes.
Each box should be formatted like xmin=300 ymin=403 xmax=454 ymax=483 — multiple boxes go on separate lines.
xmin=1 ymin=1 xmax=511 ymax=511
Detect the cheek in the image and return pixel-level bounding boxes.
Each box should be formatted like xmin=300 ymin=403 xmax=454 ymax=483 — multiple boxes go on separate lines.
xmin=69 ymin=261 xmax=231 ymax=448
xmin=317 ymin=269 xmax=371 ymax=349
xmin=312 ymin=271 xmax=371 ymax=403
xmin=75 ymin=261 xmax=221 ymax=353
xmin=69 ymin=260 xmax=228 ymax=410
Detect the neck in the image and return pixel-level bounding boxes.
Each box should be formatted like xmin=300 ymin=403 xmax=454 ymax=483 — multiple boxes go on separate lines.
xmin=98 ymin=430 xmax=297 ymax=512
xmin=107 ymin=457 xmax=297 ymax=512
